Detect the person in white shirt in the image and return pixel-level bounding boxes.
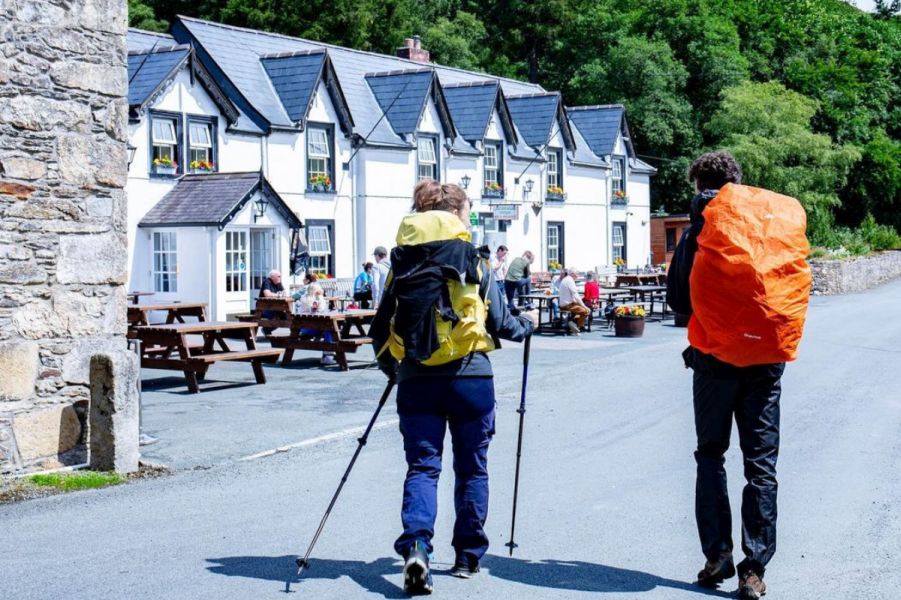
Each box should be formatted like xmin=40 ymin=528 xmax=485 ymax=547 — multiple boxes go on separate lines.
xmin=490 ymin=245 xmax=508 ymax=285
xmin=371 ymin=246 xmax=391 ymax=307
xmin=558 ymin=268 xmax=590 ymax=335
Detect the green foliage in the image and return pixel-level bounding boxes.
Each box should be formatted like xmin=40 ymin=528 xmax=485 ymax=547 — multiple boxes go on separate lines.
xmin=28 ymin=471 xmax=126 ymax=492
xmin=128 ymin=0 xmax=168 ymax=32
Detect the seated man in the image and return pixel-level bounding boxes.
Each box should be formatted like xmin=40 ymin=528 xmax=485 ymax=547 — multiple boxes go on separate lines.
xmin=258 ymin=270 xmax=285 ymax=335
xmin=558 ymin=269 xmax=590 ymax=335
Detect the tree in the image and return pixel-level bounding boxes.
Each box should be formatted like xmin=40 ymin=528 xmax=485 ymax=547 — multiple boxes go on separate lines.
xmin=841 ymin=130 xmax=901 ymax=230
xmin=421 ymin=12 xmax=498 ymax=74
xmin=128 ymin=0 xmax=168 ymax=32
xmin=707 ymin=81 xmax=861 ymax=243
xmin=874 ymin=0 xmax=901 ymax=19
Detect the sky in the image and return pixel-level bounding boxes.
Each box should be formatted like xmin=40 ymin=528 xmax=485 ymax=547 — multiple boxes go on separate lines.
xmin=846 ymin=0 xmax=877 ymax=12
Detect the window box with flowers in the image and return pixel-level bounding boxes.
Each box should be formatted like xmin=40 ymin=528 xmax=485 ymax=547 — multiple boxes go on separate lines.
xmin=482 ymin=181 xmax=504 ymax=200
xmin=189 ymin=160 xmax=215 ymax=174
xmin=614 ymin=305 xmax=646 ymax=338
xmin=614 ymin=257 xmax=626 ymax=272
xmin=611 ymin=190 xmax=629 ymax=206
xmin=546 ymin=186 xmax=566 ymax=202
xmin=153 ymin=157 xmax=177 ymax=176
xmin=308 ymin=174 xmax=334 ymax=194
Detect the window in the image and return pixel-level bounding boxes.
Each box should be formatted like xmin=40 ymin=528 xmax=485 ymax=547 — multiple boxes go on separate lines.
xmin=666 ymin=227 xmax=677 ymax=252
xmin=613 ymin=222 xmax=627 ymax=263
xmin=250 ymin=229 xmax=275 ymax=292
xmin=225 ymin=231 xmax=248 ymax=293
xmin=307 ymin=125 xmax=334 ymax=191
xmin=612 ymin=156 xmax=626 ymax=194
xmin=483 ymin=142 xmax=503 ymax=197
xmin=548 ymin=149 xmax=562 ymax=189
xmin=150 ymin=113 xmax=179 ymax=173
xmin=306 ymin=220 xmax=334 ymax=276
xmin=152 ymin=232 xmax=177 ymax=292
xmin=547 ymin=222 xmax=565 ymax=267
xmin=188 ymin=119 xmax=215 ymax=169
xmin=417 ymin=135 xmax=438 ymax=181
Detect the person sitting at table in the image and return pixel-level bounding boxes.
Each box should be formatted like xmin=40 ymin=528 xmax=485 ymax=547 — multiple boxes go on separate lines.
xmin=559 ymin=268 xmax=590 ymax=335
xmin=354 ymin=262 xmax=374 ymax=308
xmin=291 ymin=273 xmax=337 ymax=366
xmin=583 ymin=272 xmax=601 ymax=312
xmin=258 ymin=270 xmax=285 ymax=334
xmin=549 ymin=269 xmax=563 ymax=322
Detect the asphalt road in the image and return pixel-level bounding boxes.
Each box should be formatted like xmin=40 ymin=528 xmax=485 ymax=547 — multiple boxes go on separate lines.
xmin=2 ymin=281 xmax=900 ymax=599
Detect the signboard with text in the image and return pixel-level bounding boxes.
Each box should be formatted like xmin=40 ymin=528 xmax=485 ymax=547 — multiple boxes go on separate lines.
xmin=493 ymin=204 xmax=519 ymax=220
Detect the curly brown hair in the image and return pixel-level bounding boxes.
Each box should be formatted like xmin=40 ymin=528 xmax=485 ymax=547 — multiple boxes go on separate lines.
xmin=687 ymin=151 xmax=742 ymax=191
xmin=412 ymin=179 xmax=469 ymax=213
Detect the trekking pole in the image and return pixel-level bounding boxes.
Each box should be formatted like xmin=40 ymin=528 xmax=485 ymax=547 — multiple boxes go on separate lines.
xmin=505 ymin=334 xmax=532 ymax=556
xmin=296 ymin=380 xmax=396 ymax=577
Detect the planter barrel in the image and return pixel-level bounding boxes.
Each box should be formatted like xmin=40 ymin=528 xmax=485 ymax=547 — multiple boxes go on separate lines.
xmin=614 ymin=316 xmax=645 ymax=338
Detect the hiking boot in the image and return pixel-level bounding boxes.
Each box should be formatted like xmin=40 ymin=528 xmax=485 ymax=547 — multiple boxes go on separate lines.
xmin=738 ymin=571 xmax=767 ymax=599
xmin=696 ymin=552 xmax=736 ymax=588
xmin=402 ymin=541 xmax=433 ymax=595
xmin=450 ymin=555 xmax=480 ymax=579
xmin=320 ymin=354 xmax=337 ymax=366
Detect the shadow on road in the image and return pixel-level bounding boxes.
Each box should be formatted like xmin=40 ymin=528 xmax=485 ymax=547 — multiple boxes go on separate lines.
xmin=206 ymin=554 xmax=731 ymax=598
xmin=482 ymin=555 xmax=733 ymax=597
xmin=206 ymin=555 xmax=406 ymax=598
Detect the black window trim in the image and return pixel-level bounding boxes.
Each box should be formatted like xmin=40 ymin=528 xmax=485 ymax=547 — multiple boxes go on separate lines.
xmin=612 ymin=155 xmax=627 ymax=194
xmin=482 ymin=139 xmax=504 ymax=199
xmin=305 ymin=218 xmax=336 ymax=277
xmin=416 ymin=132 xmax=441 ymax=182
xmin=547 ymin=221 xmax=565 ymax=268
xmin=306 ymin=122 xmax=336 ymax=194
xmin=148 ymin=109 xmax=184 ymax=178
xmin=185 ymin=113 xmax=219 ymax=173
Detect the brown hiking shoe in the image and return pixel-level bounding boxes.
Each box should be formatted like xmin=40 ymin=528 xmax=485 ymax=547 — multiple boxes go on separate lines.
xmin=696 ymin=552 xmax=736 ymax=588
xmin=738 ymin=571 xmax=767 ymax=599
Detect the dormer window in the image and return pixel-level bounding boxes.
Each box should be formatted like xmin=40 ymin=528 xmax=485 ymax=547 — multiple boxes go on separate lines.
xmin=188 ymin=119 xmax=215 ymax=172
xmin=150 ymin=112 xmax=180 ymax=175
xmin=417 ymin=135 xmax=438 ymax=181
xmin=547 ymin=149 xmax=565 ymax=201
xmin=307 ymin=124 xmax=335 ymax=193
xmin=483 ymin=142 xmax=504 ymax=198
xmin=612 ymin=156 xmax=626 ymax=194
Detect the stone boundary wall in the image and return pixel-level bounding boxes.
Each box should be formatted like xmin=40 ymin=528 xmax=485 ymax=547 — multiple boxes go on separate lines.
xmin=0 ymin=0 xmax=130 ymax=472
xmin=810 ymin=250 xmax=901 ymax=295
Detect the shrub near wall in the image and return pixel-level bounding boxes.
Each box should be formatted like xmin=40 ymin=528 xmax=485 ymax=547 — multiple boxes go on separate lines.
xmin=810 ymin=251 xmax=901 ymax=295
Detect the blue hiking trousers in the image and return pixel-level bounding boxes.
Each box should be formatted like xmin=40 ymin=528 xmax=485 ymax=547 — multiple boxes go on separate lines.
xmin=394 ymin=376 xmax=496 ymax=563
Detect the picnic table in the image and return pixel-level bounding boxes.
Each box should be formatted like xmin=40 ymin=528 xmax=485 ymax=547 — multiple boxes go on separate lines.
xmin=615 ymin=273 xmax=665 ymax=287
xmin=132 ymin=321 xmax=281 ymax=393
xmin=327 ymin=295 xmax=356 ymax=311
xmin=126 ymin=291 xmax=155 ymax=305
xmin=626 ymin=285 xmax=669 ymax=319
xmin=520 ymin=293 xmax=560 ymax=333
xmin=127 ymin=302 xmax=207 ymax=328
xmin=267 ymin=309 xmax=376 ymax=371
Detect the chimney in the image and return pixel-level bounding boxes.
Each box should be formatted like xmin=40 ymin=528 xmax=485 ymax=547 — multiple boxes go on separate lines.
xmin=397 ymin=35 xmax=430 ymax=63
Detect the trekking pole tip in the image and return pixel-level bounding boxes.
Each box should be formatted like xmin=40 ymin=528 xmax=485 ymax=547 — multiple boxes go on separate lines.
xmin=296 ymin=558 xmax=310 ymax=577
xmin=505 ymin=541 xmax=518 ymax=556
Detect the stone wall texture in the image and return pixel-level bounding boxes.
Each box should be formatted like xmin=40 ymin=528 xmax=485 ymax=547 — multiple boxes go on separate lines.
xmin=0 ymin=0 xmax=129 ymax=472
xmin=810 ymin=251 xmax=901 ymax=295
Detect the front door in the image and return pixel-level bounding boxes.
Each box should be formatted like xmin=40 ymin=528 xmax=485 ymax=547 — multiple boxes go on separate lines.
xmin=250 ymin=228 xmax=276 ymax=303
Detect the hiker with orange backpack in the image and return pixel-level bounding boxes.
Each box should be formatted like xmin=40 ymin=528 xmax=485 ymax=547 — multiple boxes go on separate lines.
xmin=667 ymin=152 xmax=811 ymax=600
xmin=369 ymin=180 xmax=536 ymax=595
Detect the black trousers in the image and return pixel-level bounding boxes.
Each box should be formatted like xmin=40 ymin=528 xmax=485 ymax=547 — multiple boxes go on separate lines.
xmin=688 ymin=347 xmax=784 ymax=577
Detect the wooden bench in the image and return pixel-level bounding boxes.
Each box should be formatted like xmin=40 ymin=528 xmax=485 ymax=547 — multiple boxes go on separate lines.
xmin=266 ymin=309 xmax=375 ymax=371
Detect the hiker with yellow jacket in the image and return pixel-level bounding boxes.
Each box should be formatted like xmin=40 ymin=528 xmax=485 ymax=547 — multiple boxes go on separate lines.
xmin=369 ymin=180 xmax=535 ymax=595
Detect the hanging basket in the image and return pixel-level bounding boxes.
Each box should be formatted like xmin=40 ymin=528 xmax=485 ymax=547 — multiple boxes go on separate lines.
xmin=614 ymin=316 xmax=645 ymax=338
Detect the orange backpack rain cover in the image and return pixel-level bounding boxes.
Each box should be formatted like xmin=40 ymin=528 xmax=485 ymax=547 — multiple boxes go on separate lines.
xmin=688 ymin=183 xmax=811 ymax=367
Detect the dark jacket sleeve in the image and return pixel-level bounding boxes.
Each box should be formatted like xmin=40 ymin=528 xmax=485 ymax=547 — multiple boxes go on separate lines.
xmin=485 ymin=270 xmax=533 ymax=342
xmin=666 ymin=227 xmax=697 ymax=315
xmin=368 ymin=270 xmax=396 ymax=359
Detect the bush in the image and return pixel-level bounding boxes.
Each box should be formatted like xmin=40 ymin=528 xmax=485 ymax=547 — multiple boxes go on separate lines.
xmin=859 ymin=214 xmax=901 ymax=251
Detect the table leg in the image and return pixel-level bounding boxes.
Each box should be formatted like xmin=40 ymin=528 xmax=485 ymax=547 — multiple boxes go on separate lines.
xmin=252 ymin=359 xmax=266 ymax=384
xmin=281 ymin=348 xmax=295 ymax=366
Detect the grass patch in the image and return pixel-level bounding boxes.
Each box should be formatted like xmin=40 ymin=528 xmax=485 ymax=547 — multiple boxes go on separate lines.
xmin=27 ymin=471 xmax=126 ymax=492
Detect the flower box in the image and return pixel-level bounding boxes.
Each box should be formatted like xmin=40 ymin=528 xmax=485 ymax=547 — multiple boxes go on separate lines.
xmin=546 ymin=190 xmax=566 ymax=202
xmin=307 ymin=183 xmax=334 ymax=194
xmin=614 ymin=316 xmax=645 ymax=337
xmin=611 ymin=191 xmax=629 ymax=206
xmin=155 ymin=166 xmax=177 ymax=176
xmin=482 ymin=187 xmax=504 ymax=200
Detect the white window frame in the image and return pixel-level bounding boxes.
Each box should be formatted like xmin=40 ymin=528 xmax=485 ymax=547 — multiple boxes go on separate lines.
xmin=548 ymin=151 xmax=559 ymax=188
xmin=417 ymin=136 xmax=438 ymax=181
xmin=189 ymin=121 xmax=213 ymax=166
xmin=151 ymin=231 xmax=177 ymax=293
xmin=307 ymin=225 xmax=332 ymax=276
xmin=612 ymin=156 xmax=625 ymax=194
xmin=225 ymin=230 xmax=248 ymax=293
xmin=151 ymin=116 xmax=177 ymax=167
xmin=307 ymin=126 xmax=332 ymax=190
xmin=547 ymin=225 xmax=560 ymax=266
xmin=484 ymin=143 xmax=500 ymax=187
xmin=612 ymin=224 xmax=625 ymax=261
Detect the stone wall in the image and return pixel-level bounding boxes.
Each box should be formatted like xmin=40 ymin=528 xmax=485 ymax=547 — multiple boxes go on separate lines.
xmin=0 ymin=0 xmax=131 ymax=472
xmin=810 ymin=250 xmax=901 ymax=295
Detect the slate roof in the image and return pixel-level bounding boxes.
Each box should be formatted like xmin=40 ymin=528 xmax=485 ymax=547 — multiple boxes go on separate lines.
xmin=171 ymin=15 xmax=542 ymax=145
xmin=127 ymin=28 xmax=176 ymax=52
xmin=139 ymin=172 xmax=302 ymax=229
xmin=566 ymin=105 xmax=625 ymax=158
xmin=365 ymin=69 xmax=435 ymax=136
xmin=443 ymin=82 xmax=499 ymax=142
xmin=261 ymin=51 xmax=326 ymax=123
xmin=506 ymin=94 xmax=561 ymax=148
xmin=127 ymin=46 xmax=190 ymax=107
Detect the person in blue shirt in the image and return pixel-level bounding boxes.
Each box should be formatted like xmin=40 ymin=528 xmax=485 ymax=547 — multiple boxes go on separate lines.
xmin=353 ymin=262 xmax=374 ymax=308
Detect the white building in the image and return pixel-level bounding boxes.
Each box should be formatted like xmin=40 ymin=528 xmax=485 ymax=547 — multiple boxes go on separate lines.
xmin=126 ymin=20 xmax=656 ymax=318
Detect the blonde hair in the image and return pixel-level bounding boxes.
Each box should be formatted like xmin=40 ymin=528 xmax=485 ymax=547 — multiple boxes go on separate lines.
xmin=412 ymin=179 xmax=468 ymax=213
